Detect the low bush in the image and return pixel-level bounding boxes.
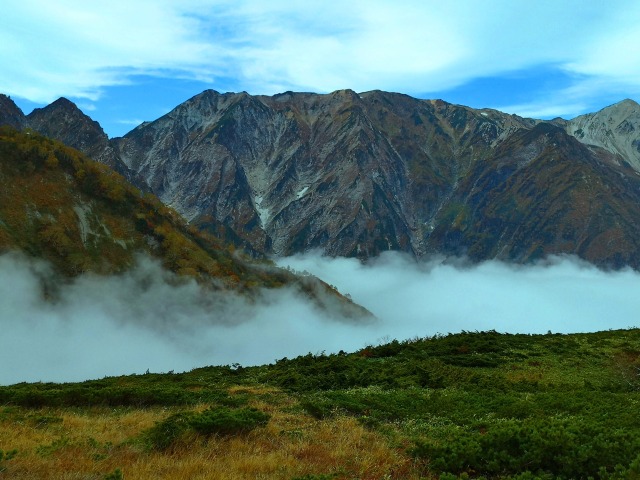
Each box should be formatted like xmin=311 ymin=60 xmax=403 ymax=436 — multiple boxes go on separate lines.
xmin=189 ymin=406 xmax=269 ymax=436
xmin=144 ymin=407 xmax=270 ymax=450
xmin=412 ymin=416 xmax=640 ymax=479
xmin=144 ymin=412 xmax=193 ymax=451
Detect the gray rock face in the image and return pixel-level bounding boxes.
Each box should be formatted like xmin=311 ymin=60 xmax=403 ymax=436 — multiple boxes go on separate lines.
xmin=566 ymin=99 xmax=640 ymax=171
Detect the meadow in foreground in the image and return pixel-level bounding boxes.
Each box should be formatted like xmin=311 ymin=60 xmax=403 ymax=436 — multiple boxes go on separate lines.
xmin=1 ymin=329 xmax=640 ymax=479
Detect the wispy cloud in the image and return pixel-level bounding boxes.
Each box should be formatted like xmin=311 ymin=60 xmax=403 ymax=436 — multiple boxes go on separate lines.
xmin=0 ymin=0 xmax=221 ymax=103
xmin=2 ymin=0 xmax=639 ymax=117
xmin=116 ymin=118 xmax=145 ymax=127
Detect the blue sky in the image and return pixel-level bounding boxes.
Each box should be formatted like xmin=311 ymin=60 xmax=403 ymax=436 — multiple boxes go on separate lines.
xmin=2 ymin=0 xmax=640 ymax=138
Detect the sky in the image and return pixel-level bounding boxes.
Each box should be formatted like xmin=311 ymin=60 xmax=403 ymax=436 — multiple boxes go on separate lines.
xmin=2 ymin=0 xmax=640 ymax=138
xmin=1 ymin=251 xmax=638 ymax=385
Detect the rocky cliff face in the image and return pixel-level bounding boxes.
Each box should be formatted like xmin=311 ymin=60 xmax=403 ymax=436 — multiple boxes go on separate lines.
xmin=565 ymin=98 xmax=640 ymax=171
xmin=2 ymin=92 xmax=640 ymax=267
xmin=111 ymin=89 xmax=543 ymax=259
xmin=427 ymin=122 xmax=640 ymax=267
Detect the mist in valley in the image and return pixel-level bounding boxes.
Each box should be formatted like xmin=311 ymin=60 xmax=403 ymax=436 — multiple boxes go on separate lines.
xmin=1 ymin=251 xmax=638 ymax=385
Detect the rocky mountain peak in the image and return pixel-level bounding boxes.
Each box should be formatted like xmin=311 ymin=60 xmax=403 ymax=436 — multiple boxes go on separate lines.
xmin=23 ymin=97 xmax=147 ymax=191
xmin=0 ymin=94 xmax=26 ymax=130
xmin=27 ymin=97 xmax=108 ymax=152
xmin=616 ymin=98 xmax=640 ymax=108
xmin=566 ymin=98 xmax=640 ymax=170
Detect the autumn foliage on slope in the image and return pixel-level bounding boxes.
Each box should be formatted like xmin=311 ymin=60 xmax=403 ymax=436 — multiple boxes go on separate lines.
xmin=0 ymin=126 xmax=256 ymax=284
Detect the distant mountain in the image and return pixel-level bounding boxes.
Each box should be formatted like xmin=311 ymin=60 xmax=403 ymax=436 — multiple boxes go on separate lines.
xmin=0 ymin=94 xmax=26 ymax=130
xmin=2 ymin=91 xmax=640 ymax=268
xmin=24 ymin=97 xmax=148 ymax=190
xmin=0 ymin=126 xmax=368 ymax=317
xmin=565 ymin=98 xmax=640 ymax=171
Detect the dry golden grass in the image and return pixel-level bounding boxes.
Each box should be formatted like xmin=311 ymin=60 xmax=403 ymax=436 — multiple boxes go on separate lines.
xmin=0 ymin=390 xmax=423 ymax=480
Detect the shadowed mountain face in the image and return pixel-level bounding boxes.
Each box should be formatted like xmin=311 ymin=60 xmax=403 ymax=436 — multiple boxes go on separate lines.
xmin=0 ymin=94 xmax=26 ymax=130
xmin=2 ymin=91 xmax=640 ymax=268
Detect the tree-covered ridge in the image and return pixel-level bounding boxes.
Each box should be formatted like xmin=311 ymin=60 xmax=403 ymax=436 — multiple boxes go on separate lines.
xmin=1 ymin=329 xmax=639 ymax=478
xmin=0 ymin=125 xmax=256 ymax=284
xmin=0 ymin=126 xmax=370 ymax=317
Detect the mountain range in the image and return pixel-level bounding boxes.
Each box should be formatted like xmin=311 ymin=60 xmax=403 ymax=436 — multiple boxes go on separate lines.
xmin=2 ymin=91 xmax=640 ymax=268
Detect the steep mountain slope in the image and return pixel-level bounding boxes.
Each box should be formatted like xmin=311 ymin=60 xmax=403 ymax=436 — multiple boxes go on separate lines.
xmin=0 ymin=126 xmax=368 ymax=317
xmin=0 ymin=94 xmax=26 ymax=130
xmin=111 ymin=89 xmax=539 ymax=258
xmin=3 ymin=92 xmax=640 ymax=268
xmin=427 ymin=123 xmax=640 ymax=267
xmin=26 ymin=98 xmax=147 ymax=190
xmin=110 ymin=90 xmax=640 ymax=267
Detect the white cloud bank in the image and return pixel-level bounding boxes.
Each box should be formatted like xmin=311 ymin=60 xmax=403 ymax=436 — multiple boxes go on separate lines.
xmin=1 ymin=251 xmax=638 ymax=385
xmin=2 ymin=0 xmax=640 ymax=118
xmin=278 ymin=252 xmax=640 ymax=336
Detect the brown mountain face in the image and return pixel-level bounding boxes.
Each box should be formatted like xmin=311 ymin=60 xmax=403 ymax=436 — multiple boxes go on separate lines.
xmin=2 ymin=92 xmax=640 ymax=268
xmin=428 ymin=123 xmax=640 ymax=267
xmin=110 ymin=89 xmax=539 ymax=259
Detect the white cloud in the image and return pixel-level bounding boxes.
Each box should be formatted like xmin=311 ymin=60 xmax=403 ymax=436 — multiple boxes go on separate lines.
xmin=0 ymin=253 xmax=375 ymax=385
xmin=277 ymin=252 xmax=639 ymax=338
xmin=2 ymin=0 xmax=640 ymax=112
xmin=0 ymin=0 xmax=222 ymax=102
xmin=496 ymin=100 xmax=592 ymax=121
xmin=117 ymin=118 xmax=145 ymax=127
xmin=2 ymin=251 xmax=638 ymax=385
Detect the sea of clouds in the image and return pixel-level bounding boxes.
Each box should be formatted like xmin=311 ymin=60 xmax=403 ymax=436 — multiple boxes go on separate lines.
xmin=1 ymin=251 xmax=638 ymax=385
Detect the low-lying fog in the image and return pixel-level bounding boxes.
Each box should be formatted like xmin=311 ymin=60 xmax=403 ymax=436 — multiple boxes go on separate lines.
xmin=1 ymin=251 xmax=637 ymax=385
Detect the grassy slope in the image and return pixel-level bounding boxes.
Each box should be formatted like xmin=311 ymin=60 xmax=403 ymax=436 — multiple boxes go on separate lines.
xmin=1 ymin=329 xmax=639 ymax=479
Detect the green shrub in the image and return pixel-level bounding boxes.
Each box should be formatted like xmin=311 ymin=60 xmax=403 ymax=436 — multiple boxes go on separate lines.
xmin=412 ymin=417 xmax=640 ymax=479
xmin=144 ymin=412 xmax=193 ymax=451
xmin=189 ymin=407 xmax=270 ymax=436
xmin=144 ymin=407 xmax=270 ymax=450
